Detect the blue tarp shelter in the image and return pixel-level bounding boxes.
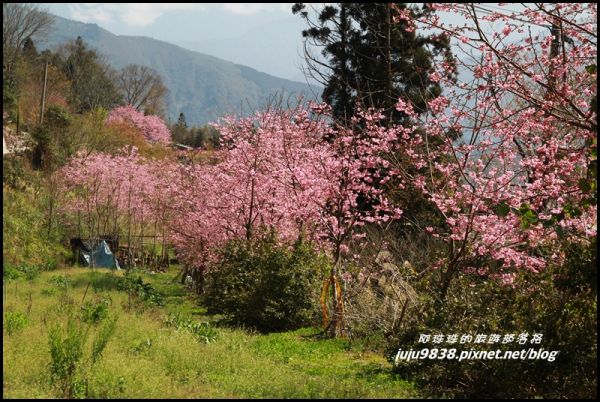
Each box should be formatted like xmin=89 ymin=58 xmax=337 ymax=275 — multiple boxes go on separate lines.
xmin=78 ymin=240 xmax=121 ymax=270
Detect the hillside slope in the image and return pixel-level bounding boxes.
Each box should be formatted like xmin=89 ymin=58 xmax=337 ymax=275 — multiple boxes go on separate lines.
xmin=36 ymin=14 xmax=319 ymax=125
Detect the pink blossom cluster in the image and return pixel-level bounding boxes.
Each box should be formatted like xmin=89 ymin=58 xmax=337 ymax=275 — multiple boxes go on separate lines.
xmin=60 ymin=101 xmax=406 ymax=275
xmin=166 ymin=104 xmax=404 ymax=270
xmin=57 ymin=147 xmax=177 ymax=244
xmin=106 ymin=105 xmax=171 ymax=144
xmin=396 ymin=3 xmax=597 ymax=283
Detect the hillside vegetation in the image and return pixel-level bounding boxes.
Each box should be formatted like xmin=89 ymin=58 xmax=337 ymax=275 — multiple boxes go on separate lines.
xmin=3 ymin=267 xmax=417 ymax=399
xmin=3 ymin=3 xmax=596 ymax=399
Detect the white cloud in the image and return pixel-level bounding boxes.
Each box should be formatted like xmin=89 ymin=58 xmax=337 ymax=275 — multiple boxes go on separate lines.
xmin=68 ymin=4 xmax=117 ymax=25
xmin=221 ymin=3 xmax=293 ymax=15
xmin=65 ymin=3 xmax=293 ymax=27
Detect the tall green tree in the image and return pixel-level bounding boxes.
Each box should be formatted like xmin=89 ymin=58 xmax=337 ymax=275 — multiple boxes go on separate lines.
xmin=21 ymin=36 xmax=38 ymax=60
xmin=60 ymin=36 xmax=122 ymax=113
xmin=293 ymin=3 xmax=456 ymax=236
xmin=293 ymin=3 xmax=454 ymax=126
xmin=293 ymin=3 xmax=357 ymax=123
xmin=172 ymin=112 xmax=188 ymax=144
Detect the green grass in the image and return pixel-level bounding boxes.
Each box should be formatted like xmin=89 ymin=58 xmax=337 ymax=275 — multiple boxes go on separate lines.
xmin=3 ymin=267 xmax=418 ymax=398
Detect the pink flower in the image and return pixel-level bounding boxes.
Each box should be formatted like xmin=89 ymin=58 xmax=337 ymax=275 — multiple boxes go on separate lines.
xmin=107 ymin=105 xmax=171 ymax=144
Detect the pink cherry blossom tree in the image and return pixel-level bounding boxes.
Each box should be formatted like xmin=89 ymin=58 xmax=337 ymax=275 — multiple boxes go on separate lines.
xmin=165 ymin=104 xmax=336 ymax=280
xmin=312 ymin=105 xmax=406 ymax=335
xmin=106 ymin=105 xmax=172 ymax=144
xmin=164 ymin=101 xmax=405 ymax=336
xmin=58 ymin=147 xmax=176 ymax=268
xmin=390 ymin=3 xmax=597 ymax=301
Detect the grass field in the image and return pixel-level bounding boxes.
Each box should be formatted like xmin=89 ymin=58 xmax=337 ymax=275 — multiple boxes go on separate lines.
xmin=3 ymin=267 xmax=418 ymax=399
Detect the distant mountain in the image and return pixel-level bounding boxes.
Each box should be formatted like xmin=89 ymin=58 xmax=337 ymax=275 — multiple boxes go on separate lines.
xmin=35 ymin=14 xmax=320 ymax=125
xmin=174 ymin=16 xmax=310 ymax=83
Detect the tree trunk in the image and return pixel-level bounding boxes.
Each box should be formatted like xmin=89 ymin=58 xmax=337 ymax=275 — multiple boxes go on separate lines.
xmin=325 ymin=244 xmax=346 ymax=337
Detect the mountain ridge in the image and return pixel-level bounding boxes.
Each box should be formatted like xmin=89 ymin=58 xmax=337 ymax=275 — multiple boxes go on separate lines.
xmin=35 ymin=13 xmax=319 ymax=125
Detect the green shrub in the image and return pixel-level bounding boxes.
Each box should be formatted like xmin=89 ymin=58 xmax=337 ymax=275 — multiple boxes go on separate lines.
xmin=117 ymin=273 xmax=164 ymax=306
xmin=81 ymin=297 xmax=111 ymax=325
xmin=188 ymin=321 xmax=218 ymax=344
xmin=18 ymin=263 xmax=40 ymax=280
xmin=3 ymin=264 xmax=22 ymax=281
xmin=3 ymin=186 xmax=68 ymax=270
xmin=50 ymin=275 xmax=71 ymax=289
xmin=130 ymin=338 xmax=153 ymax=355
xmin=42 ymin=287 xmax=58 ymax=296
xmin=165 ymin=312 xmax=217 ymax=344
xmin=3 ymin=156 xmax=27 ymax=190
xmin=3 ymin=263 xmax=40 ymax=281
xmin=45 ymin=104 xmax=73 ymax=128
xmin=48 ymin=317 xmax=88 ymax=398
xmin=204 ymin=234 xmax=326 ymax=332
xmin=48 ymin=314 xmax=118 ymax=398
xmin=385 ymin=238 xmax=597 ymax=399
xmin=164 ymin=311 xmax=191 ymax=329
xmin=91 ymin=316 xmax=117 ymax=363
xmin=3 ymin=73 xmax=18 ymax=118
xmin=4 ymin=311 xmax=28 ymax=335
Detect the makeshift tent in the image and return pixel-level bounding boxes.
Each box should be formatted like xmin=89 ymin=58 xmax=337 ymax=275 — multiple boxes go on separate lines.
xmin=76 ymin=239 xmax=121 ymax=270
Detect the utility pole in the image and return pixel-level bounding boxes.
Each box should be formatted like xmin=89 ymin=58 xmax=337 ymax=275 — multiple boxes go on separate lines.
xmin=386 ymin=3 xmax=392 ymax=127
xmin=39 ymin=59 xmax=49 ymax=125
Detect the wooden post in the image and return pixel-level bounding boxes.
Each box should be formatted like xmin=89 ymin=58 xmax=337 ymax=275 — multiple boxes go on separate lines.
xmin=39 ymin=60 xmax=48 ymax=125
xmin=81 ymin=282 xmax=90 ymax=304
xmin=27 ymin=292 xmax=33 ymax=315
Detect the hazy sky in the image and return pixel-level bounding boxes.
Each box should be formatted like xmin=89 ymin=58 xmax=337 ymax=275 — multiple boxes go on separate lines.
xmin=44 ymin=4 xmax=302 ymax=36
xmin=38 ymin=3 xmax=534 ymax=84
